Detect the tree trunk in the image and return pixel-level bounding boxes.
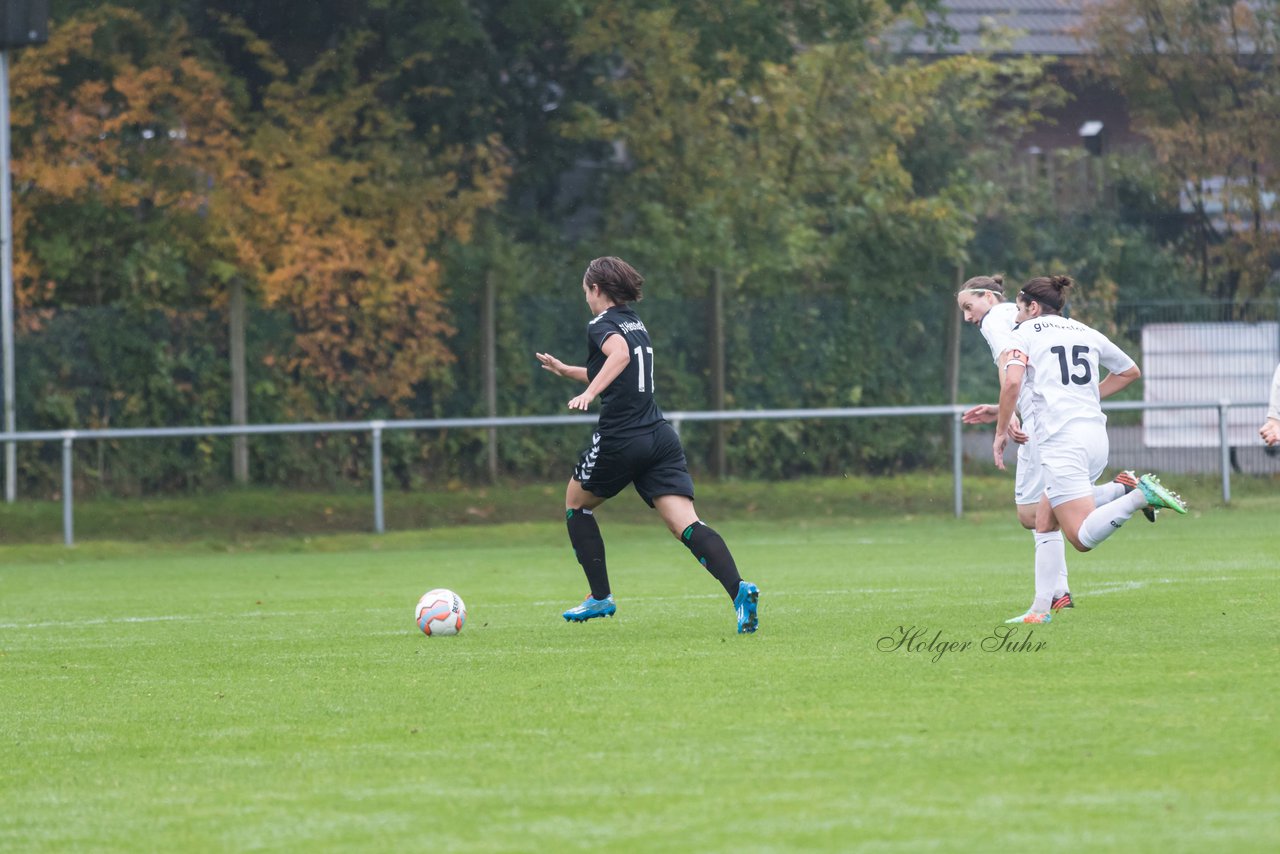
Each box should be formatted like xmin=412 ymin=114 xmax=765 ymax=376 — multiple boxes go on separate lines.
xmin=947 ymin=263 xmax=963 ymax=405
xmin=710 ymin=268 xmax=726 ymax=478
xmin=483 ymin=270 xmax=498 ymax=482
xmin=230 ymin=278 xmax=249 ymax=485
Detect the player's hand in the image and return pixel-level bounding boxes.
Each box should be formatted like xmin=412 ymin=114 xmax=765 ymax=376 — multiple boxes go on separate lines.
xmin=962 ymin=404 xmax=997 ymax=425
xmin=1008 ymin=418 xmax=1029 ymax=445
xmin=993 ymin=433 xmax=1008 ymax=470
xmin=1262 ymin=418 xmax=1280 ymax=447
xmin=535 ymin=352 xmax=566 ymax=377
xmin=567 ymin=391 xmax=595 ymax=411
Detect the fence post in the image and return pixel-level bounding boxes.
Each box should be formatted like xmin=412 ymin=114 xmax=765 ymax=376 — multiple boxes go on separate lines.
xmin=1218 ymin=403 xmax=1231 ymax=505
xmin=371 ymin=422 xmax=385 ymax=534
xmin=61 ymin=431 xmax=74 ymax=546
xmin=952 ymin=410 xmax=964 ymax=518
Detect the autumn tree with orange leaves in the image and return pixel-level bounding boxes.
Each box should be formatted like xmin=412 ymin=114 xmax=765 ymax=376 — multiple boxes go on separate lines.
xmin=9 ymin=7 xmax=245 ymax=313
xmin=10 ymin=6 xmax=510 ymax=420
xmin=217 ymin=21 xmax=510 ymax=415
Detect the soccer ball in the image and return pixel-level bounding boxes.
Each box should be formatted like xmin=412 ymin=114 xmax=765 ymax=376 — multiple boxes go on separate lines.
xmin=415 ymin=588 xmax=466 ymax=636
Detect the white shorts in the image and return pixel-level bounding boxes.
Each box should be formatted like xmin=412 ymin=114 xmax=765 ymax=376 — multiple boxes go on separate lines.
xmin=1038 ymin=420 xmax=1109 ymax=508
xmin=1013 ymin=440 xmax=1045 ymax=506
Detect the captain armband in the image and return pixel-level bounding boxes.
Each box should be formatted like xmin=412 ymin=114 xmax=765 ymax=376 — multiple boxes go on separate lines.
xmin=1003 ymin=358 xmax=1026 ymax=370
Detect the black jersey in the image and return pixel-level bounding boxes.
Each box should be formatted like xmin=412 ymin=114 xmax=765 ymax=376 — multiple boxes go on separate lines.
xmin=585 ymin=304 xmax=665 ymax=438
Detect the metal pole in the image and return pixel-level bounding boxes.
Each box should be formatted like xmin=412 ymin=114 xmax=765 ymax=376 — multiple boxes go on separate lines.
xmin=952 ymin=410 xmax=964 ymax=517
xmin=62 ymin=432 xmax=74 ymax=546
xmin=2 ymin=51 xmax=17 ymax=503
xmin=1218 ymin=402 xmax=1231 ymax=505
xmin=371 ymin=423 xmax=385 ymax=533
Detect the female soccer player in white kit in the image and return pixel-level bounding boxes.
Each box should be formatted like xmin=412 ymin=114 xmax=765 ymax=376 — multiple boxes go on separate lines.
xmin=957 ymin=276 xmax=1138 ymax=613
xmin=960 ymin=276 xmax=1070 ymax=610
xmin=994 ymin=276 xmax=1187 ymax=624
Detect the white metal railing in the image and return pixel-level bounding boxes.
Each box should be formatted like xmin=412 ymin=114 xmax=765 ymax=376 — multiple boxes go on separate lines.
xmin=0 ymin=400 xmax=1268 ymax=546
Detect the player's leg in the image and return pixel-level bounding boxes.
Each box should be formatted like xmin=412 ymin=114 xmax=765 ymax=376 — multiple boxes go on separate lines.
xmin=652 ymin=494 xmax=743 ymax=595
xmin=1007 ymin=426 xmax=1101 ymax=622
xmin=562 ymin=434 xmax=625 ymax=623
xmin=562 ymin=478 xmax=616 ymax=621
xmin=1093 ymin=476 xmax=1129 ymax=506
xmin=1049 ymin=494 xmax=1103 ymax=552
xmin=1075 ymin=473 xmax=1187 ymax=550
xmin=1039 ymin=422 xmax=1111 ymax=552
xmin=640 ymin=424 xmax=759 ymax=633
xmin=1033 ymin=500 xmax=1071 ymax=612
xmin=1015 ymin=441 xmax=1072 ymax=611
xmin=1007 ymin=494 xmax=1065 ymax=624
xmin=653 ymin=497 xmax=759 ymax=634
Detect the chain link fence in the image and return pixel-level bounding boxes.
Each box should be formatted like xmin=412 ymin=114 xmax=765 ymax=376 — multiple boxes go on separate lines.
xmin=3 ymin=297 xmax=1277 ymax=500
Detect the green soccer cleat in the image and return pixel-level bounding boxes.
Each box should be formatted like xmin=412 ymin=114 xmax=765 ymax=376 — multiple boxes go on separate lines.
xmin=1005 ymin=610 xmax=1051 ymax=624
xmin=1115 ymin=470 xmax=1157 ymax=522
xmin=1137 ymin=473 xmax=1188 ymax=515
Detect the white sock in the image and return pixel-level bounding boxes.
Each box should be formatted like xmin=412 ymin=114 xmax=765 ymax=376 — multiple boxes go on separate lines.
xmin=1078 ymin=490 xmax=1147 ymax=549
xmin=1033 ymin=531 xmax=1066 ymax=613
xmin=1092 ymin=481 xmax=1127 ymax=505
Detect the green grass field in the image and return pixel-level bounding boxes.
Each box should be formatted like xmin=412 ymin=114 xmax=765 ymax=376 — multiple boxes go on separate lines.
xmin=2 ymin=490 xmax=1278 ymax=851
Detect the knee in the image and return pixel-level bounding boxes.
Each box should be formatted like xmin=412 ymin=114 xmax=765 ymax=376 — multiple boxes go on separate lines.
xmin=1016 ymin=508 xmax=1037 ymax=529
xmin=1065 ymin=534 xmax=1091 ymax=553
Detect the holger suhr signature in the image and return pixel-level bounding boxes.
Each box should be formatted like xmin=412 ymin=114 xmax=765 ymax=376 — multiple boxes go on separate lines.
xmin=876 ymin=625 xmax=1047 ymax=663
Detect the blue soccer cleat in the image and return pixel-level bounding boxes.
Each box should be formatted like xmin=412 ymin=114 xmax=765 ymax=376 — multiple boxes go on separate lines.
xmin=1137 ymin=473 xmax=1188 ymax=515
xmin=734 ymin=581 xmax=759 ymax=634
xmin=563 ymin=594 xmax=616 ymax=622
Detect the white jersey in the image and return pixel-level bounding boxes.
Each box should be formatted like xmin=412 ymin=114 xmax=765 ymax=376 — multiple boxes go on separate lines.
xmin=1012 ymin=315 xmax=1137 ymax=441
xmin=980 ymin=302 xmax=1036 ymax=432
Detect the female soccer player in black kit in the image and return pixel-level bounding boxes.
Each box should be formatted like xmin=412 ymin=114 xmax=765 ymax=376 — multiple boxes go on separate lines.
xmin=536 ymin=256 xmax=760 ymax=633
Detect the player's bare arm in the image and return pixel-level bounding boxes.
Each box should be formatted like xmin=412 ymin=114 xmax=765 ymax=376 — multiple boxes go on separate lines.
xmin=1098 ymin=364 xmax=1141 ymax=399
xmin=993 ymin=349 xmax=1027 ymax=469
xmin=962 ymin=404 xmax=998 ymax=424
xmin=536 ymin=352 xmax=588 ymax=384
xmin=963 ymin=402 xmax=1023 ymax=439
xmin=567 ymin=335 xmax=630 ymax=411
xmin=995 ymin=349 xmax=1028 ymax=444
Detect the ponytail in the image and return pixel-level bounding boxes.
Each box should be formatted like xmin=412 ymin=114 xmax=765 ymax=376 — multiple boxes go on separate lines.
xmin=1018 ymin=275 xmax=1074 ymax=314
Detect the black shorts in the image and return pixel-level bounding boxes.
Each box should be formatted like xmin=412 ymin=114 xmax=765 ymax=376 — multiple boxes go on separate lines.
xmin=573 ymin=421 xmax=695 ymax=508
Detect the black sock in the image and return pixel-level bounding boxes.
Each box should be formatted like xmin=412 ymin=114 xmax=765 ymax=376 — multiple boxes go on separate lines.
xmin=566 ymin=508 xmax=610 ymax=600
xmin=681 ymin=521 xmax=742 ymax=598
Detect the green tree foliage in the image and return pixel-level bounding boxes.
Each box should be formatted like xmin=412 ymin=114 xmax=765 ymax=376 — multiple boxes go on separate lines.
xmin=14 ymin=1 xmax=1264 ymax=492
xmin=1080 ymin=0 xmax=1280 ymax=300
xmin=543 ymin=1 xmax=1062 ymax=474
xmin=567 ymin=1 xmax=1058 ymax=290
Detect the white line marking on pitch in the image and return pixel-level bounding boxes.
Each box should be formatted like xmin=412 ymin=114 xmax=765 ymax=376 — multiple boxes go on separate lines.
xmin=0 ymin=576 xmax=1247 ymax=630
